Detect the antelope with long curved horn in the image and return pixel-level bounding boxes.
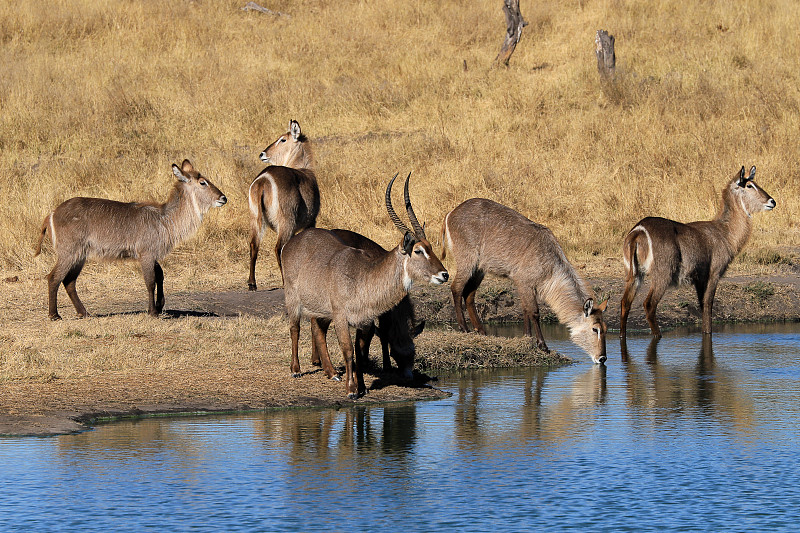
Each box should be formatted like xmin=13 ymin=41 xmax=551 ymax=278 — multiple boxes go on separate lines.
xmin=280 ymin=173 xmax=448 ymax=399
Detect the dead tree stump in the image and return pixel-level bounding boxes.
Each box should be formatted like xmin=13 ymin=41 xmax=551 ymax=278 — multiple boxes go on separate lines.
xmin=595 ymin=30 xmax=616 ymax=79
xmin=495 ymin=0 xmax=528 ymax=67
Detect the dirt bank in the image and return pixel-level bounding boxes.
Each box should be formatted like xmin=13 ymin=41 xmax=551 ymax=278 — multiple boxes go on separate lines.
xmin=3 ymin=268 xmax=799 ymax=437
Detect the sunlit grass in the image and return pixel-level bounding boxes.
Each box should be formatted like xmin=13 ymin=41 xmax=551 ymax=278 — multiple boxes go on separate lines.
xmin=3 ymin=0 xmax=799 ymax=286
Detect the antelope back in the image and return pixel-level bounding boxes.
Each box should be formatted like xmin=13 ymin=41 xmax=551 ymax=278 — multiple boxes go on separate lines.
xmin=260 ymin=120 xmax=313 ymax=169
xmin=728 ymin=166 xmax=776 ymax=216
xmin=444 ymin=198 xmax=552 ymax=277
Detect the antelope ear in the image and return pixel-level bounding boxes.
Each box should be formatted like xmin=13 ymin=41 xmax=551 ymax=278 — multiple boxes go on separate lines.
xmin=736 ymin=166 xmax=748 ymax=187
xmin=596 ymin=299 xmax=608 ymax=312
xmin=583 ymin=298 xmax=594 ymax=318
xmin=401 ymin=232 xmax=416 ymax=255
xmin=748 ymin=165 xmax=756 ymax=181
xmin=172 ymin=163 xmax=189 ymax=182
xmin=290 ymin=120 xmax=301 ymax=141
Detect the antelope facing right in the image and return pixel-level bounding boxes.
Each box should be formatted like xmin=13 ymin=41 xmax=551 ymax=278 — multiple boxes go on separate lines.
xmin=442 ymin=198 xmax=608 ymax=364
xmin=620 ymin=165 xmax=775 ymax=338
xmin=280 ymin=173 xmax=448 ymax=399
xmin=247 ymin=120 xmax=319 ymax=290
xmin=35 ymin=160 xmax=227 ymax=320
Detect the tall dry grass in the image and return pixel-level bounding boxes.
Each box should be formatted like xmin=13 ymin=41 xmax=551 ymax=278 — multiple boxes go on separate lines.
xmin=2 ymin=0 xmax=799 ymax=288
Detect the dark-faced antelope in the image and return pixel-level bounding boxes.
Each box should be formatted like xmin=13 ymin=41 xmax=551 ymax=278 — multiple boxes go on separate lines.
xmin=442 ymin=198 xmax=608 ymax=364
xmin=34 ymin=160 xmax=227 ymax=320
xmin=619 ymin=165 xmax=775 ymax=338
xmin=247 ymin=119 xmax=319 ymax=290
xmin=281 ymin=173 xmax=448 ymax=399
xmin=328 ymin=229 xmax=425 ymax=380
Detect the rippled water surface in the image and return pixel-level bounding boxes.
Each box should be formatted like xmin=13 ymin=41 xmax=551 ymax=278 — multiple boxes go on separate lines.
xmin=3 ymin=323 xmax=800 ymax=532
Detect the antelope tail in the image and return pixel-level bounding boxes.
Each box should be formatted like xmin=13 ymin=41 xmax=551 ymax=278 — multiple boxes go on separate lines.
xmin=34 ymin=214 xmax=51 ymax=257
xmin=622 ymin=228 xmax=644 ymax=282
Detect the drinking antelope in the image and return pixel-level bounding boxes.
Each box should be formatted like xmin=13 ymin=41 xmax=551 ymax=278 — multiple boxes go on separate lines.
xmin=247 ymin=119 xmax=319 ymax=290
xmin=35 ymin=160 xmax=227 ymax=320
xmin=281 ymin=173 xmax=448 ymax=399
xmin=442 ymin=198 xmax=608 ymax=364
xmin=619 ymin=165 xmax=775 ymax=338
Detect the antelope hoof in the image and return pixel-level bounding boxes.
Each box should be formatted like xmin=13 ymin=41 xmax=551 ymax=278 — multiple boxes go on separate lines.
xmin=330 ymin=375 xmax=342 ymax=382
xmin=49 ymin=313 xmax=62 ymax=321
xmin=248 ymin=283 xmax=257 ymax=291
xmin=597 ymin=355 xmax=607 ymax=365
xmin=291 ymin=372 xmax=301 ymax=378
xmin=348 ymin=392 xmax=359 ymax=400
xmin=537 ymin=341 xmax=550 ymax=353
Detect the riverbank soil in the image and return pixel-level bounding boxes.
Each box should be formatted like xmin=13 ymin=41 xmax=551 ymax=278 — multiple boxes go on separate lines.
xmin=3 ymin=258 xmax=799 ymax=437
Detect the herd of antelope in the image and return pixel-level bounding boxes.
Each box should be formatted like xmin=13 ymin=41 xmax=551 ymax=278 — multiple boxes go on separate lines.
xmin=35 ymin=120 xmax=776 ymax=399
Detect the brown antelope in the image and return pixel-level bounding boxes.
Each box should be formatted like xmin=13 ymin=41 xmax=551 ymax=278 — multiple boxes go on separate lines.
xmin=281 ymin=173 xmax=448 ymax=399
xmin=619 ymin=165 xmax=775 ymax=338
xmin=442 ymin=198 xmax=608 ymax=364
xmin=247 ymin=119 xmax=319 ymax=290
xmin=326 ymin=229 xmax=425 ymax=380
xmin=34 ymin=160 xmax=227 ymax=320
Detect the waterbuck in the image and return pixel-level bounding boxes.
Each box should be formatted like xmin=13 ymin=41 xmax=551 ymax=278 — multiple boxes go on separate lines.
xmin=619 ymin=165 xmax=775 ymax=338
xmin=442 ymin=198 xmax=608 ymax=364
xmin=327 ymin=229 xmax=425 ymax=380
xmin=281 ymin=173 xmax=448 ymax=399
xmin=34 ymin=160 xmax=227 ymax=320
xmin=247 ymin=119 xmax=318 ymax=290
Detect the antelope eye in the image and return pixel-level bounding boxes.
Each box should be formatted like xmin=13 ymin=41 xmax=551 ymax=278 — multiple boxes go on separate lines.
xmin=279 ymin=138 xmax=286 ymax=143
xmin=746 ymin=183 xmax=754 ymax=188
xmin=199 ymin=180 xmax=208 ymax=187
xmin=592 ymin=328 xmax=600 ymax=334
xmin=414 ymin=249 xmax=423 ymax=255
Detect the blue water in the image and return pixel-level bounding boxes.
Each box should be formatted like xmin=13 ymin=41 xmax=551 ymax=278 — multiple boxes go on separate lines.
xmin=2 ymin=323 xmax=800 ymax=532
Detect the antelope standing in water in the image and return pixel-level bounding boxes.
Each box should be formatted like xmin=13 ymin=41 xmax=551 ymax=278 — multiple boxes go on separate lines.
xmin=619 ymin=165 xmax=775 ymax=338
xmin=35 ymin=160 xmax=227 ymax=319
xmin=442 ymin=198 xmax=608 ymax=364
xmin=247 ymin=120 xmax=318 ymax=290
xmin=281 ymin=173 xmax=448 ymax=399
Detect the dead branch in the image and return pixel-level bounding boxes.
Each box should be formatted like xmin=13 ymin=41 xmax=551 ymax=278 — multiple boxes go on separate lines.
xmin=495 ymin=0 xmax=528 ymax=67
xmin=242 ymin=2 xmax=290 ymax=18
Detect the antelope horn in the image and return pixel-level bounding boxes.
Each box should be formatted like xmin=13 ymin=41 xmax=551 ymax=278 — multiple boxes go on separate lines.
xmin=403 ymin=172 xmax=427 ymax=240
xmin=386 ymin=173 xmax=412 ymax=235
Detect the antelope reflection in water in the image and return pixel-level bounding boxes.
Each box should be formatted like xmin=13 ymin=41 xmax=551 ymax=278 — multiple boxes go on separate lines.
xmin=619 ymin=336 xmax=755 ymax=433
xmin=451 ymin=365 xmax=608 ymax=451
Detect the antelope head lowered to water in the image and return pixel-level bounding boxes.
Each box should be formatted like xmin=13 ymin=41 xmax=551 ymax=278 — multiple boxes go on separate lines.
xmin=280 ymin=173 xmax=448 ymax=399
xmin=442 ymin=198 xmax=608 ymax=364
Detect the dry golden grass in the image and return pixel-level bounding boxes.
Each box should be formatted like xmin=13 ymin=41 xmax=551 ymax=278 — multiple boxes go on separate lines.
xmin=2 ymin=1 xmax=800 ymax=383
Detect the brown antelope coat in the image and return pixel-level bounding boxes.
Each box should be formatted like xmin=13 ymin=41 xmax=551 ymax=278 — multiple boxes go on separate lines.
xmin=620 ymin=165 xmax=775 ymax=338
xmin=280 ymin=174 xmax=448 ymax=399
xmin=247 ymin=120 xmax=319 ymax=289
xmin=35 ymin=160 xmax=227 ymax=319
xmin=442 ymin=198 xmax=608 ymax=364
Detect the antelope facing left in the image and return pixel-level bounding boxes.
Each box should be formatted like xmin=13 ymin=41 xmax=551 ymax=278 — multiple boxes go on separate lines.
xmin=34 ymin=160 xmax=227 ymax=320
xmin=247 ymin=119 xmax=319 ymax=290
xmin=442 ymin=198 xmax=608 ymax=364
xmin=619 ymin=165 xmax=775 ymax=338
